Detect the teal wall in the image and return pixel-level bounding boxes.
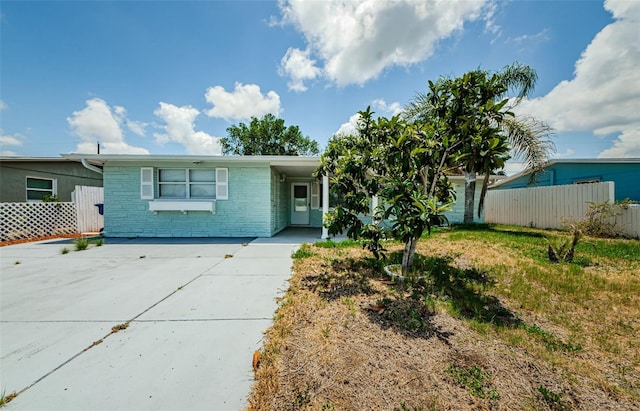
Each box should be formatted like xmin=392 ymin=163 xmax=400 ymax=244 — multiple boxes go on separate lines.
xmin=443 ymin=180 xmax=486 ymax=224
xmin=270 ymin=168 xmax=289 ymax=235
xmin=104 ymin=162 xmax=272 ymax=237
xmin=494 ymin=162 xmax=640 ymax=201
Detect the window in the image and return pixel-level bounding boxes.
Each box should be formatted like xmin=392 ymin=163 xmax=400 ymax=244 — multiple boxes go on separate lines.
xmin=310 ymin=182 xmax=325 ymax=209
xmin=158 ymin=168 xmax=216 ymax=199
xmin=574 ymin=178 xmax=601 ymax=185
xmin=145 ymin=167 xmax=228 ymax=200
xmin=26 ymin=177 xmax=56 ymax=202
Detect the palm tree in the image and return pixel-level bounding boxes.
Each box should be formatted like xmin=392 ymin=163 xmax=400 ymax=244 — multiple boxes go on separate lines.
xmin=405 ymin=63 xmax=555 ymax=223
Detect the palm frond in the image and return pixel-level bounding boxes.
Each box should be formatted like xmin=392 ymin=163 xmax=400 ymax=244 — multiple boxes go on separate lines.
xmin=502 ymin=115 xmax=555 ymax=183
xmin=499 ymin=62 xmax=538 ymax=103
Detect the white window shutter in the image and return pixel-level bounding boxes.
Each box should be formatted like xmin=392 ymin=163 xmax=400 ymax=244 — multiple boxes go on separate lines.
xmin=311 ymin=181 xmax=320 ymax=209
xmin=216 ymin=168 xmax=228 ymax=200
xmin=140 ymin=167 xmax=154 ymax=199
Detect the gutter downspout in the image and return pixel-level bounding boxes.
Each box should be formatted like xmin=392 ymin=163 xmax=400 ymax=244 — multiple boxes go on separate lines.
xmin=81 ymin=158 xmax=103 ymax=175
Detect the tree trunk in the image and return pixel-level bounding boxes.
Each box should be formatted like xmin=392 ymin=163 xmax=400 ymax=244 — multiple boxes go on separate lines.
xmin=401 ymin=236 xmax=418 ymax=275
xmin=463 ymin=171 xmax=476 ymax=224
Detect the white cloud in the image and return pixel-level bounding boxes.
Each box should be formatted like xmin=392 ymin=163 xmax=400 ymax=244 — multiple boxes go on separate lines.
xmin=372 ymin=98 xmax=402 ymax=116
xmin=0 ymin=134 xmax=22 ymax=147
xmin=334 ymin=113 xmax=362 ymax=137
xmin=334 ymin=98 xmax=403 ymax=136
xmin=154 ymin=102 xmax=222 ymax=155
xmin=278 ymin=0 xmax=487 ymax=88
xmin=67 ymin=98 xmax=149 ymax=154
xmin=598 ymin=127 xmax=640 ymax=158
xmin=0 ymin=100 xmax=7 ymax=110
xmin=204 ymin=82 xmax=281 ymax=121
xmin=0 ymin=130 xmax=23 ymax=156
xmin=279 ymin=47 xmax=322 ymax=92
xmin=555 ymin=149 xmax=576 ymax=158
xmin=516 ymin=0 xmax=640 ymax=158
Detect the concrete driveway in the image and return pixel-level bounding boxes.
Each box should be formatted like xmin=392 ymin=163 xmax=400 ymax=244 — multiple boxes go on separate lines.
xmin=0 ymin=231 xmax=313 ymax=410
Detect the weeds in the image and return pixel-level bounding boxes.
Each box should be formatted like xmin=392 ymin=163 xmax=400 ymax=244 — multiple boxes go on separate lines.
xmin=292 ymin=244 xmax=315 ymax=259
xmin=521 ymin=323 xmax=582 ymax=352
xmin=111 ymin=322 xmax=129 ymax=333
xmin=446 ymin=364 xmax=500 ymax=400
xmin=61 ymin=247 xmax=70 ymax=254
xmin=13 ymin=261 xmax=20 ymax=265
xmin=74 ymin=238 xmax=89 ymax=251
xmin=0 ymin=390 xmax=17 ymax=407
xmin=538 ymin=385 xmax=569 ymax=410
xmin=573 ymin=199 xmax=635 ymax=238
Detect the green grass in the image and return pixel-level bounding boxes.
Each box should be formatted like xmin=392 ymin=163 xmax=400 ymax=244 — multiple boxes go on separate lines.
xmin=292 ymin=244 xmax=315 ymax=259
xmin=445 ymin=364 xmax=500 ymax=400
xmin=314 ymin=238 xmax=361 ymax=248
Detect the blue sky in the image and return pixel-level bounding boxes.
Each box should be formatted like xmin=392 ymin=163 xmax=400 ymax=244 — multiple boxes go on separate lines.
xmin=1 ymin=0 xmax=638 ymax=174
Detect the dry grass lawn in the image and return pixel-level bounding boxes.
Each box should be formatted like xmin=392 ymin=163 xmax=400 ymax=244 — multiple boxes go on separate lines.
xmin=248 ymin=226 xmax=640 ymax=410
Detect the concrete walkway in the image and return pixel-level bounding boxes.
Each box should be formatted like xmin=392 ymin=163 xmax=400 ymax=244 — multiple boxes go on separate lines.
xmin=0 ymin=231 xmax=317 ymax=410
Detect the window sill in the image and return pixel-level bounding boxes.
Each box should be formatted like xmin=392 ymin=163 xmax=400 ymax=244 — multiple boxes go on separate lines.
xmin=148 ymin=200 xmax=215 ymax=214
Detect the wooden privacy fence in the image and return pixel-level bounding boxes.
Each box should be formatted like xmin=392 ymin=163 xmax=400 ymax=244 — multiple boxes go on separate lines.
xmin=74 ymin=185 xmax=104 ymax=233
xmin=485 ymin=182 xmax=640 ymax=238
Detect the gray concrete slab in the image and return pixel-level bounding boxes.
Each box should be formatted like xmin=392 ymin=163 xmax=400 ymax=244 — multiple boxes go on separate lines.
xmin=137 ymin=275 xmax=288 ymax=321
xmin=5 ymin=320 xmax=270 ymax=411
xmin=1 ymin=233 xmax=304 ymax=410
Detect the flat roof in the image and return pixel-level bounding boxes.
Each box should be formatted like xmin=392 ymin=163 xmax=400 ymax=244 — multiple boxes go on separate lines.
xmin=62 ymin=153 xmax=321 ymax=166
xmin=492 ymin=158 xmax=640 ymax=188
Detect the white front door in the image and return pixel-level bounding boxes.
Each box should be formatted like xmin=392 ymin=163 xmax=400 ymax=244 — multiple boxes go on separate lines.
xmin=291 ymin=183 xmax=310 ymax=225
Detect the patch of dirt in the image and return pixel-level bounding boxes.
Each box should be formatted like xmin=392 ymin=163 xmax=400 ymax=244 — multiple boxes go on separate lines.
xmin=248 ymin=241 xmax=640 ymax=410
xmin=0 ymin=233 xmax=85 ymax=247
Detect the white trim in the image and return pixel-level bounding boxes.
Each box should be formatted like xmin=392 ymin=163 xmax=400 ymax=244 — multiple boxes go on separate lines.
xmin=310 ymin=181 xmax=320 ymax=209
xmin=148 ymin=200 xmax=215 ymax=214
xmin=322 ymin=174 xmax=329 ymax=239
xmin=140 ymin=167 xmax=154 ymax=199
xmin=215 ymin=168 xmax=228 ymax=200
xmin=25 ymin=175 xmax=57 ymax=202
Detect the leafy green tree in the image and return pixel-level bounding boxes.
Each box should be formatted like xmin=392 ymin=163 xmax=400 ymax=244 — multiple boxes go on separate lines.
xmin=316 ymin=108 xmax=459 ymax=274
xmin=222 ymin=114 xmax=319 ymax=156
xmin=405 ymin=63 xmax=554 ymax=223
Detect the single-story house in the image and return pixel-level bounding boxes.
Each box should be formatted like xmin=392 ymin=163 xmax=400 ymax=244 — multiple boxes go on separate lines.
xmin=62 ymin=154 xmax=502 ymax=238
xmin=489 ymin=158 xmax=640 ymax=201
xmin=63 ymin=154 xmax=328 ymax=238
xmin=0 ymin=157 xmax=103 ymax=202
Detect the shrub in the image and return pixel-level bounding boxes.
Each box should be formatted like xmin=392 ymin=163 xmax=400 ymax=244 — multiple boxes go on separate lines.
xmin=573 ymin=199 xmax=634 ymax=238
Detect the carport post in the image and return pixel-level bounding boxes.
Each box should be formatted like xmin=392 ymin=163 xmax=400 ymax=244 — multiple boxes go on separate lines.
xmin=321 ymin=174 xmax=329 ymax=239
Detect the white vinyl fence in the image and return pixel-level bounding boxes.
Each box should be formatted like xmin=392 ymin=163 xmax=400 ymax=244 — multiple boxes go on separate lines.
xmin=74 ymin=185 xmax=104 ymax=233
xmin=485 ymin=182 xmax=639 ymax=238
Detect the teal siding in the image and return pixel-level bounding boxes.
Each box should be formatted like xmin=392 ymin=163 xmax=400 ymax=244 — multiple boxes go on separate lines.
xmin=104 ymin=163 xmax=272 ymax=237
xmin=309 ymin=209 xmax=323 ymax=227
xmin=494 ymin=162 xmax=640 ymax=201
xmin=443 ymin=182 xmax=486 ymax=224
xmin=270 ymin=168 xmax=289 ymax=235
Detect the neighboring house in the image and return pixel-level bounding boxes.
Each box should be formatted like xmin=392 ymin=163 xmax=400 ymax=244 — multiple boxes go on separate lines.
xmin=0 ymin=157 xmax=103 ymax=202
xmin=490 ymin=158 xmax=640 ymax=201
